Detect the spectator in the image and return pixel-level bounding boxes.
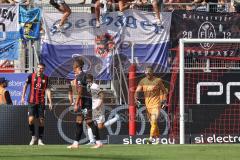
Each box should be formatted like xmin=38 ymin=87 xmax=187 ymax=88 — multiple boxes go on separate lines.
xmin=134 ymin=66 xmax=168 ymax=144
xmin=49 ymin=0 xmax=71 ymax=32
xmin=118 ymin=0 xmax=133 ymax=12
xmin=95 ymin=0 xmax=123 ymax=27
xmin=95 ymin=0 xmax=102 ymax=28
xmin=193 ymin=0 xmax=224 ymax=4
xmin=151 ymin=0 xmax=162 ymax=24
xmin=21 ymin=63 xmax=52 ymax=146
xmin=0 ymin=0 xmax=10 ymax=3
xmin=95 ymin=0 xmax=110 ymax=27
xmin=120 ymin=0 xmax=161 ymax=25
xmin=93 ymin=0 xmax=131 ymax=23
xmin=233 ymin=0 xmax=240 ymax=12
xmin=164 ymin=0 xmax=182 ymax=2
xmin=0 ymin=77 xmax=12 ymax=105
xmin=164 ymin=0 xmax=193 ymax=10
xmin=193 ymin=0 xmax=226 ymax=12
xmin=219 ymin=0 xmax=225 ymax=4
xmin=7 ymin=0 xmax=30 ymax=5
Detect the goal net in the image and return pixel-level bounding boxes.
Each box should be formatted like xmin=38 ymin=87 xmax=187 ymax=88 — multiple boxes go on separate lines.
xmin=169 ymin=39 xmax=240 ymax=144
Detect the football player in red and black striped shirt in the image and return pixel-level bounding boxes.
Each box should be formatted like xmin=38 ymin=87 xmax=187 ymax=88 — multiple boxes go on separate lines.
xmin=21 ymin=63 xmax=52 ymax=146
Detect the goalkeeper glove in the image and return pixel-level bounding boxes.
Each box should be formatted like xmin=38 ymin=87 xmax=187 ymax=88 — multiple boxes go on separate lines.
xmin=161 ymin=100 xmax=167 ymax=108
xmin=136 ymin=100 xmax=142 ymax=108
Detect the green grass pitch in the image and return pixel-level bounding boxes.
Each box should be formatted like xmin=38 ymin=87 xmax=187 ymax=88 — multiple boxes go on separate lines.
xmin=0 ymin=144 xmax=239 ymax=160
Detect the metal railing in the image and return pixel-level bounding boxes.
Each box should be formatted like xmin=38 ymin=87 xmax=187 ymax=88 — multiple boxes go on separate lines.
xmin=113 ymin=66 xmax=127 ymax=105
xmin=162 ymin=2 xmax=231 ymax=12
xmin=170 ymin=56 xmax=240 ymax=71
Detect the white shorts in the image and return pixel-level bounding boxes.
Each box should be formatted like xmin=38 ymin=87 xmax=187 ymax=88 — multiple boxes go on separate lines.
xmin=93 ymin=108 xmax=105 ymax=124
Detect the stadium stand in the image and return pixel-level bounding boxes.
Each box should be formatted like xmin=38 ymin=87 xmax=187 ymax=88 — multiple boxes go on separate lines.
xmin=0 ymin=0 xmax=240 ymax=146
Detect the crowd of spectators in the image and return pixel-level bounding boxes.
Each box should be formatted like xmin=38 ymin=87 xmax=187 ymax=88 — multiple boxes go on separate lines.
xmin=0 ymin=0 xmax=239 ymax=13
xmin=0 ymin=0 xmax=30 ymax=5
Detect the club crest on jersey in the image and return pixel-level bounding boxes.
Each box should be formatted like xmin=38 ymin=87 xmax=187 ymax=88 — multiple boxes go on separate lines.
xmin=95 ymin=33 xmax=115 ymax=58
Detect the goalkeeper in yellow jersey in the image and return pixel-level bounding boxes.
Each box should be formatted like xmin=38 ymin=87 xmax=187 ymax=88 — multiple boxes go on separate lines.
xmin=134 ymin=66 xmax=168 ymax=144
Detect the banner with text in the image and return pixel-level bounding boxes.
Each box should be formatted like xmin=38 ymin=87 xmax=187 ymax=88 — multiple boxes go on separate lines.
xmin=171 ymin=11 xmax=240 ymax=57
xmin=41 ymin=9 xmax=171 ymax=80
xmin=0 ymin=104 xmax=170 ymax=144
xmin=0 ymin=4 xmax=19 ymax=60
xmin=109 ymin=135 xmax=175 ymax=144
xmin=186 ymin=104 xmax=240 ymax=144
xmin=175 ymin=72 xmax=240 ymax=144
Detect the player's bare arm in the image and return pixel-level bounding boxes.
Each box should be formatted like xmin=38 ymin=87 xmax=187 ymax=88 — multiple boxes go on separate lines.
xmin=95 ymin=91 xmax=104 ymax=109
xmin=21 ymin=83 xmax=28 ymax=105
xmin=46 ymin=89 xmax=53 ymax=110
xmin=75 ymin=84 xmax=83 ymax=112
xmin=68 ymin=90 xmax=73 ymax=105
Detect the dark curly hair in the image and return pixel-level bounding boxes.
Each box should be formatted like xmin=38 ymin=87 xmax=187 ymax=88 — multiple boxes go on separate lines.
xmin=73 ymin=57 xmax=84 ymax=70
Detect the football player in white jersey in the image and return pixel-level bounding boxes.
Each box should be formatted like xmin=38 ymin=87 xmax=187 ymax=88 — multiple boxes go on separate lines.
xmin=86 ymin=74 xmax=120 ymax=145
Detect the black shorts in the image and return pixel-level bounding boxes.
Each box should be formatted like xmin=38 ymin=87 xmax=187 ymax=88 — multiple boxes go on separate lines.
xmin=49 ymin=0 xmax=65 ymax=10
xmin=28 ymin=104 xmax=45 ymax=118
